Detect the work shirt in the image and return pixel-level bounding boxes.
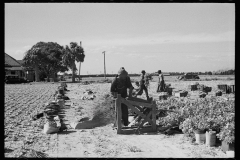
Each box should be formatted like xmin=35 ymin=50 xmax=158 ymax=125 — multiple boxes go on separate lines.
xmin=110 ymin=76 xmax=133 ymax=98
xmin=140 ymin=74 xmax=148 ymax=86
xmin=159 ymin=73 xmax=164 ymax=83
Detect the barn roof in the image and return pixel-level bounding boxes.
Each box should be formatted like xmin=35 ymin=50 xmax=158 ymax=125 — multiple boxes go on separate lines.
xmin=6 ymin=66 xmax=23 ymax=70
xmin=5 ymin=53 xmax=22 ymax=67
xmin=17 ymin=60 xmax=24 ymax=65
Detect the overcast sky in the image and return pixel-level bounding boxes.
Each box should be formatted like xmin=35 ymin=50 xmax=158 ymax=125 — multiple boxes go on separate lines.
xmin=5 ymin=3 xmax=235 ymax=74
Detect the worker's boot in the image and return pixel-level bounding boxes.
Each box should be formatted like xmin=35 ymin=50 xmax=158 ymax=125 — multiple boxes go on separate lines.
xmin=147 ymin=96 xmax=149 ymax=101
xmin=147 ymin=96 xmax=152 ymax=102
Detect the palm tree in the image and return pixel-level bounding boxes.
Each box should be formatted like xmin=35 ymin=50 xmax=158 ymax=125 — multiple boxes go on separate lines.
xmin=62 ymin=42 xmax=85 ymax=82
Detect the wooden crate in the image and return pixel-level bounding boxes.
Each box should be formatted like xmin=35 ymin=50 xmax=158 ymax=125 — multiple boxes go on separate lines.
xmin=175 ymin=92 xmax=187 ymax=97
xmin=165 ymin=88 xmax=173 ymax=95
xmin=228 ymin=85 xmax=235 ymax=93
xmin=199 ymin=93 xmax=206 ymax=98
xmin=188 ymin=85 xmax=198 ymax=91
xmin=231 ymin=85 xmax=235 ymax=93
xmin=215 ymin=91 xmax=222 ymax=96
xmin=217 ymin=84 xmax=228 ymax=93
xmin=203 ymin=87 xmax=212 ymax=93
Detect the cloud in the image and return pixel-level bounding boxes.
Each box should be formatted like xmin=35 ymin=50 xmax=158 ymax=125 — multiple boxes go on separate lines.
xmin=143 ymin=55 xmax=159 ymax=59
xmin=184 ymin=53 xmax=235 ymax=62
xmin=14 ymin=45 xmax=32 ymax=55
xmin=126 ymin=53 xmax=141 ymax=57
xmin=111 ymin=52 xmax=124 ymax=55
xmin=171 ymin=31 xmax=235 ymax=44
xmin=185 ymin=55 xmax=212 ymax=61
xmin=85 ymin=45 xmax=127 ymax=56
xmin=72 ymin=31 xmax=235 ymax=48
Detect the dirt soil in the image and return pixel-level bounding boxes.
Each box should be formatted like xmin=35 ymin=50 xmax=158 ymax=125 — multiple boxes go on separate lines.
xmin=5 ymin=81 xmax=233 ymax=158
xmin=45 ymin=83 xmax=228 ymax=158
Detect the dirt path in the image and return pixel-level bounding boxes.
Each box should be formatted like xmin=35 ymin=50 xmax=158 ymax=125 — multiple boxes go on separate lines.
xmin=45 ymin=83 xmax=228 ymax=158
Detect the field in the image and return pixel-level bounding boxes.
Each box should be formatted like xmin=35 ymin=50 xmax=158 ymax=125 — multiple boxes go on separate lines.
xmin=4 ymin=75 xmax=234 ymax=158
xmin=71 ymin=74 xmax=235 ymax=82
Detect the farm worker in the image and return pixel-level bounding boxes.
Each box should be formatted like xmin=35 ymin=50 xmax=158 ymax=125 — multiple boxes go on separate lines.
xmin=134 ymin=70 xmax=150 ymax=100
xmin=156 ymin=70 xmax=165 ymax=92
xmin=110 ymin=67 xmax=133 ymax=127
xmin=132 ymin=81 xmax=142 ymax=97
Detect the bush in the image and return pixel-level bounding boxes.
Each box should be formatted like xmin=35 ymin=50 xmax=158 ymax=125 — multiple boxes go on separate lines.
xmin=217 ymin=120 xmax=234 ymax=144
xmin=157 ymin=96 xmax=235 ymax=143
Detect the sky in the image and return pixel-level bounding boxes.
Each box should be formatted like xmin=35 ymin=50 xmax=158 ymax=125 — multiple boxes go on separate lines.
xmin=5 ymin=3 xmax=235 ymax=75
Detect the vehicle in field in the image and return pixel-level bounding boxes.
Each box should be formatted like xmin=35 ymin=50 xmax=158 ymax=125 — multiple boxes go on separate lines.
xmin=5 ymin=75 xmax=30 ymax=84
xmin=177 ymin=73 xmax=200 ymax=80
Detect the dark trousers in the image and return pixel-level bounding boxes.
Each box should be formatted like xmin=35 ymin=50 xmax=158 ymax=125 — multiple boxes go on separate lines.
xmin=138 ymin=84 xmax=149 ymax=98
xmin=114 ymin=102 xmax=129 ymax=127
xmin=157 ymin=80 xmax=165 ymax=92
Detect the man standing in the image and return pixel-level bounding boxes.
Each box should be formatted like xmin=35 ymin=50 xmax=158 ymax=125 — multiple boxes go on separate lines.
xmin=156 ymin=70 xmax=165 ymax=92
xmin=134 ymin=70 xmax=150 ymax=100
xmin=110 ymin=67 xmax=133 ymax=127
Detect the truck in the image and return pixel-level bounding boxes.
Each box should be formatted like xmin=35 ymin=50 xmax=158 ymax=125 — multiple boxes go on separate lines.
xmin=177 ymin=73 xmax=200 ymax=80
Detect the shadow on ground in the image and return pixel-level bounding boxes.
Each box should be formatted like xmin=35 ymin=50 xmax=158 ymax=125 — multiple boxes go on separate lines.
xmin=57 ymin=130 xmax=77 ymax=134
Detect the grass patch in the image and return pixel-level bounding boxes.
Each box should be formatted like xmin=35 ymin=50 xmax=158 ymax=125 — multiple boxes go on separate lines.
xmin=80 ymin=136 xmax=93 ymax=145
xmin=127 ymin=145 xmax=142 ymax=152
xmin=226 ymin=77 xmax=235 ymax=80
xmin=93 ymin=147 xmax=115 ymax=157
xmin=91 ymin=95 xmax=115 ymax=124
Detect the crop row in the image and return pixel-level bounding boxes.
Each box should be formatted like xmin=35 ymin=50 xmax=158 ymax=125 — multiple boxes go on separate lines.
xmin=4 ymin=83 xmax=59 ymax=153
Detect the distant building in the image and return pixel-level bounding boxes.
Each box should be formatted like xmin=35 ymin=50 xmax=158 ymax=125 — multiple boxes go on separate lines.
xmin=5 ymin=53 xmax=35 ymax=81
xmin=5 ymin=53 xmax=25 ymax=78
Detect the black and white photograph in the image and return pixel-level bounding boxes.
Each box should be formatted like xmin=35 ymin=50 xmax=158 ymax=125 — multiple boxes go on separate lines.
xmin=5 ymin=3 xmax=235 ymax=158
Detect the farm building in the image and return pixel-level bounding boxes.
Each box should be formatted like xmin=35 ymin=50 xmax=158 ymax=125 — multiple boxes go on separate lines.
xmin=5 ymin=53 xmax=25 ymax=78
xmin=5 ymin=53 xmax=35 ymax=81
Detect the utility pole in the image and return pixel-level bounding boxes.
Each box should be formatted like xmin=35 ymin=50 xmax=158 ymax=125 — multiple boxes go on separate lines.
xmin=102 ymin=51 xmax=106 ymax=79
xmin=79 ymin=41 xmax=82 ymax=81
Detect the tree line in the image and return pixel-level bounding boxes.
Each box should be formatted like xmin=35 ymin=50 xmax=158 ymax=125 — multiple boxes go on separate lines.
xmin=62 ymin=70 xmax=235 ymax=78
xmin=23 ymin=41 xmax=85 ymax=82
xmin=22 ymin=41 xmax=234 ymax=82
xmin=167 ymin=70 xmax=234 ymax=76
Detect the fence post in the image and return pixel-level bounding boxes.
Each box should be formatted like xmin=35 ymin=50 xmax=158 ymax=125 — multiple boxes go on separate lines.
xmin=116 ymin=94 xmax=122 ymax=134
xmin=152 ymin=100 xmax=156 ymax=131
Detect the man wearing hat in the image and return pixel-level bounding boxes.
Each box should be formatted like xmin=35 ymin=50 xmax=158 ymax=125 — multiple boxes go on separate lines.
xmin=110 ymin=67 xmax=133 ymax=127
xmin=134 ymin=70 xmax=150 ymax=100
xmin=156 ymin=70 xmax=165 ymax=92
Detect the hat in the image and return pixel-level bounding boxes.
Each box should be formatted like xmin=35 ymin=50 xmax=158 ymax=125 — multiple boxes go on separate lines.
xmin=118 ymin=67 xmax=128 ymax=77
xmin=141 ymin=70 xmax=146 ymax=73
xmin=157 ymin=70 xmax=161 ymax=74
